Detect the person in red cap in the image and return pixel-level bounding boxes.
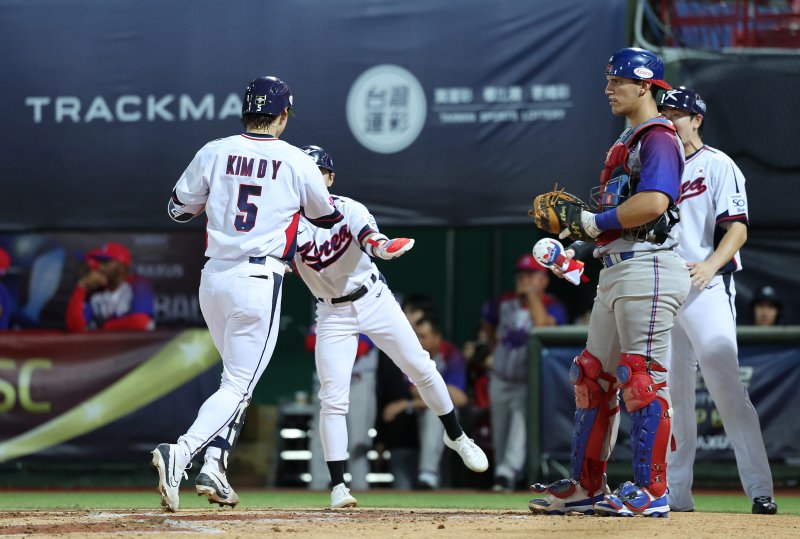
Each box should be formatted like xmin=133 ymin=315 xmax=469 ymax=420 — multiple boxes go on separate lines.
xmin=65 ymin=242 xmax=155 ymax=332
xmin=481 ymin=253 xmax=567 ymax=491
xmin=0 ymin=247 xmax=12 ymax=330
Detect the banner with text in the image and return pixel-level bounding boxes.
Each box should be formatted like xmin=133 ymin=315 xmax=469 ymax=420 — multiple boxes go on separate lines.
xmin=0 ymin=0 xmax=627 ymax=229
xmin=539 ymin=345 xmax=800 ymax=462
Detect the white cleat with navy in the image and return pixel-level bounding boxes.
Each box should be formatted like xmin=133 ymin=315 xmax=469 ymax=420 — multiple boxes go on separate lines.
xmin=528 ymin=478 xmax=608 ymax=515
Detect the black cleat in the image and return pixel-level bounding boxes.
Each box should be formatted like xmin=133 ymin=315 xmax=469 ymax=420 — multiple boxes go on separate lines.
xmin=752 ymin=496 xmax=778 ymax=515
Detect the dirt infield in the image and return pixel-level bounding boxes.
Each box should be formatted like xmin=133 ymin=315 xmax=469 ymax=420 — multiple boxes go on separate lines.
xmin=2 ymin=508 xmax=800 ymax=538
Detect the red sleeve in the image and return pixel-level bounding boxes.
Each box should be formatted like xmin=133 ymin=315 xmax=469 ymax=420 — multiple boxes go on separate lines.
xmin=101 ymin=312 xmax=152 ymax=331
xmin=304 ymin=334 xmax=317 ymax=353
xmin=65 ymin=285 xmax=88 ymax=333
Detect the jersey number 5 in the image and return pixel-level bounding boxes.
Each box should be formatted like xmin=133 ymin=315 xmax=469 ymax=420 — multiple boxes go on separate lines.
xmin=235 ymin=184 xmax=262 ymax=232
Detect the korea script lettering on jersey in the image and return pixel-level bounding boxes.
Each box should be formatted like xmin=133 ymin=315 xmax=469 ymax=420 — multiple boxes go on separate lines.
xmin=674 ymin=145 xmax=749 ymax=273
xmin=294 ymin=196 xmax=381 ymax=300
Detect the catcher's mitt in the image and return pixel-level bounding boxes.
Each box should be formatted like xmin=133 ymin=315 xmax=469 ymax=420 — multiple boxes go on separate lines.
xmin=528 ymin=185 xmax=592 ymax=240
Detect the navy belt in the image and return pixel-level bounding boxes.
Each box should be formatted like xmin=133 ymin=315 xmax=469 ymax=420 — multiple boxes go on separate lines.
xmin=601 ymin=251 xmax=635 ymax=269
xmin=249 ymin=256 xmax=267 ymax=265
xmin=324 ymin=274 xmax=379 ymax=304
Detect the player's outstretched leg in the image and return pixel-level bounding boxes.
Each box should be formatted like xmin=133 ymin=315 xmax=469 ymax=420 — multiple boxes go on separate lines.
xmin=331 ymin=483 xmax=358 ymax=509
xmin=528 ymin=350 xmax=617 ymax=515
xmin=595 ymin=354 xmax=671 ymax=518
xmin=151 ymin=443 xmax=190 ymax=512
xmin=195 ymin=456 xmax=240 ymax=508
xmin=443 ymin=430 xmax=489 ymax=472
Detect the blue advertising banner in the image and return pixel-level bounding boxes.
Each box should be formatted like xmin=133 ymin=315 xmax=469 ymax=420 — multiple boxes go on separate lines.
xmin=539 ymin=345 xmax=800 ymax=462
xmin=0 ymin=0 xmax=627 ymax=229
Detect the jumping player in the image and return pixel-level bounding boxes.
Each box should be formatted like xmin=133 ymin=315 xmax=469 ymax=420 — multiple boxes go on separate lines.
xmin=527 ymin=47 xmax=690 ymax=517
xmin=151 ymin=76 xmax=342 ymax=512
xmin=658 ymin=87 xmax=777 ymax=515
xmin=294 ymin=145 xmax=488 ymax=508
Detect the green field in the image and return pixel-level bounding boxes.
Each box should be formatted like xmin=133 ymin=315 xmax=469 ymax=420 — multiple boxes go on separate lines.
xmin=0 ymin=490 xmax=797 ymax=514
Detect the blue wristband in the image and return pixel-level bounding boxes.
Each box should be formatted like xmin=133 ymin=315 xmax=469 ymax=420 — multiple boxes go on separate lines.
xmin=594 ymin=208 xmax=622 ymax=231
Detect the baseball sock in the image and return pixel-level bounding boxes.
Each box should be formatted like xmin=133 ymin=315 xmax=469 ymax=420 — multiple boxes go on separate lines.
xmin=327 ymin=460 xmax=346 ymax=487
xmin=438 ymin=410 xmax=463 ymax=441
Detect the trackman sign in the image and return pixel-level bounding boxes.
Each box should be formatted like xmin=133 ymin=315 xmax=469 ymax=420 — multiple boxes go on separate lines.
xmin=24 ymin=93 xmax=242 ymax=123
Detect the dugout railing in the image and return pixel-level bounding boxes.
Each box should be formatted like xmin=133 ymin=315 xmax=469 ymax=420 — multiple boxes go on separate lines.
xmin=527 ymin=325 xmax=800 ymax=488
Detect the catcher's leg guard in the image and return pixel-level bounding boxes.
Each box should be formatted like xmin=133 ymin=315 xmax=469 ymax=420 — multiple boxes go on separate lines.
xmin=569 ymin=349 xmax=619 ymax=495
xmin=617 ymin=353 xmax=671 ymax=497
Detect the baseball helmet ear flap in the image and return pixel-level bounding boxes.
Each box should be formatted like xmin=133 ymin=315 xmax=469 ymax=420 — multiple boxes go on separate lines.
xmin=300 ymin=145 xmax=335 ymax=173
xmin=242 ymin=76 xmax=294 ymax=118
xmin=606 ymin=47 xmax=671 ymax=90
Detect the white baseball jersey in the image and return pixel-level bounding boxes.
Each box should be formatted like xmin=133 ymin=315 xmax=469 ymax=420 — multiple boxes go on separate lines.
xmin=673 ymin=145 xmax=749 ymax=272
xmin=173 ymin=133 xmax=341 ymax=261
xmin=294 ymin=195 xmax=382 ymax=300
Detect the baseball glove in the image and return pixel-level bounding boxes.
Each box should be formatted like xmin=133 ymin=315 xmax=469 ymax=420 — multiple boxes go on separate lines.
xmin=528 ymin=185 xmax=592 ymax=240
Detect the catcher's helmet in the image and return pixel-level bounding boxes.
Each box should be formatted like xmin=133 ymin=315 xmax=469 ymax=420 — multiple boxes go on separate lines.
xmin=606 ymin=47 xmax=671 ymax=90
xmin=242 ymin=76 xmax=293 ymax=117
xmin=658 ymin=86 xmax=706 ymax=117
xmin=300 ymin=145 xmax=334 ymax=172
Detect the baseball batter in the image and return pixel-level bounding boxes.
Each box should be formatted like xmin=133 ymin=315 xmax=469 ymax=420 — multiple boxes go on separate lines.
xmin=294 ymin=145 xmax=488 ymax=509
xmin=527 ymin=47 xmax=690 ymax=517
xmin=151 ymin=76 xmax=342 ymax=512
xmin=658 ymin=87 xmax=777 ymax=515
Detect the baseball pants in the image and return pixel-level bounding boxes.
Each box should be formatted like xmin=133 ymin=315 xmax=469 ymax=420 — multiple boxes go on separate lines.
xmin=315 ymin=279 xmax=454 ymax=463
xmin=668 ymin=274 xmax=773 ymax=510
xmin=179 ymin=256 xmax=284 ymax=461
xmin=585 ymin=251 xmax=690 ymax=466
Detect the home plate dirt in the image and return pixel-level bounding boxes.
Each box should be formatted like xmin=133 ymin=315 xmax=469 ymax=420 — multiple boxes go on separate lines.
xmin=1 ymin=508 xmax=799 ymax=538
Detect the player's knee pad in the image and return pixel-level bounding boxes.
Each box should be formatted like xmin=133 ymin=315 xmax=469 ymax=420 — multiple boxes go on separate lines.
xmin=569 ymin=350 xmax=619 ymax=494
xmin=616 ymin=353 xmax=667 ymax=412
xmin=629 ymin=395 xmax=671 ymax=497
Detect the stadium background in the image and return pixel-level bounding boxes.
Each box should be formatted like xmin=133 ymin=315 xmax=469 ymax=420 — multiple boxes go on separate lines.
xmin=1 ymin=0 xmax=799 ymax=493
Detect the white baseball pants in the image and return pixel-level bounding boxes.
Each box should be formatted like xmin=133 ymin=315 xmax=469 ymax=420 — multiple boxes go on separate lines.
xmin=668 ymin=273 xmax=773 ymax=510
xmin=315 ymin=279 xmax=454 ymax=462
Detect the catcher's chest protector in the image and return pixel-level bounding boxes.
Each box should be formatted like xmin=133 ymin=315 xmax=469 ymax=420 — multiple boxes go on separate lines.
xmin=598 ymin=117 xmax=677 ymax=200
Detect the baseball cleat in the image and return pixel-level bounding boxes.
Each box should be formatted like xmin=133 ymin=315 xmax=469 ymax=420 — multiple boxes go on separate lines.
xmin=594 ymin=481 xmax=669 ymax=518
xmin=528 ymin=478 xmax=607 ymax=515
xmin=195 ymin=460 xmax=240 ymax=508
xmin=752 ymin=496 xmax=778 ymax=515
xmin=330 ymin=483 xmax=358 ymax=509
xmin=151 ymin=443 xmax=188 ymax=512
xmin=443 ymin=432 xmax=489 ymax=473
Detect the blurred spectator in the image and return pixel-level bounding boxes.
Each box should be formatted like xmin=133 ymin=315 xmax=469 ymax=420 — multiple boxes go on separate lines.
xmin=409 ymin=316 xmax=467 ymax=489
xmin=462 ymin=325 xmax=492 ymax=410
xmin=752 ymin=285 xmax=782 ymax=326
xmin=375 ymin=350 xmax=419 ymax=489
xmin=307 ymin=326 xmax=377 ymax=491
xmin=382 ymin=316 xmax=468 ymax=489
xmin=65 ymin=242 xmax=155 ymax=332
xmin=482 ymin=254 xmax=567 ymax=491
xmin=401 ymin=293 xmax=437 ymax=325
xmin=0 ymin=247 xmax=12 ymax=330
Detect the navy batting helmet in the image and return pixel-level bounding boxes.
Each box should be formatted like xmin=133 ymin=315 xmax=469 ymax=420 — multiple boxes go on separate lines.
xmin=301 ymin=145 xmax=334 ymax=172
xmin=606 ymin=47 xmax=671 ymax=90
xmin=242 ymin=76 xmax=293 ymax=117
xmin=658 ymin=86 xmax=707 ymax=118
